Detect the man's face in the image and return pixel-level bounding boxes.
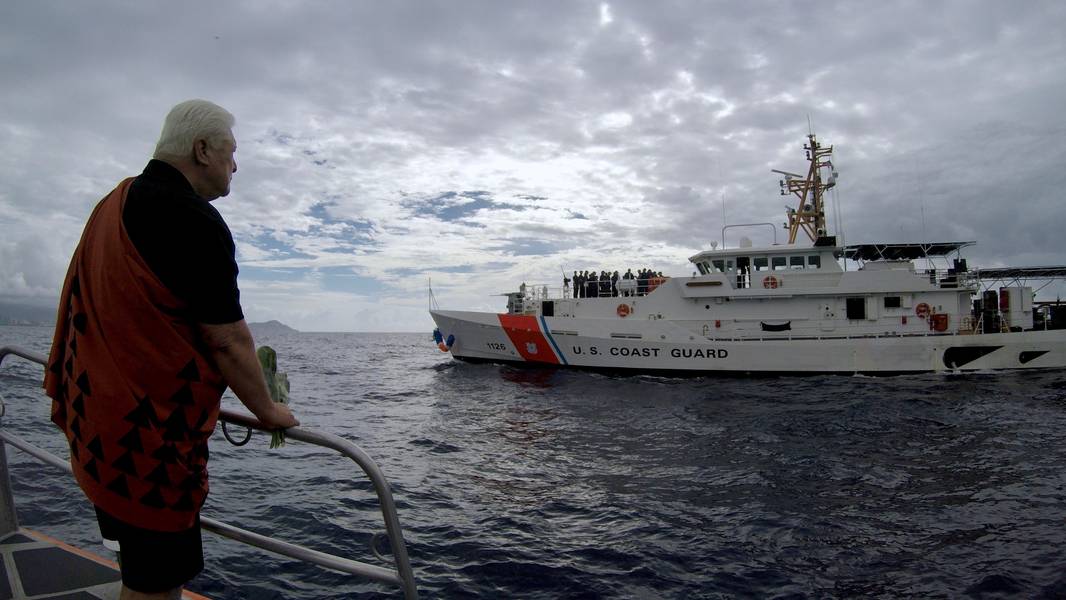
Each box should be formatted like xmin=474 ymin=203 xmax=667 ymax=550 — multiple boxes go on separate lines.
xmin=202 ymin=135 xmax=237 ymax=200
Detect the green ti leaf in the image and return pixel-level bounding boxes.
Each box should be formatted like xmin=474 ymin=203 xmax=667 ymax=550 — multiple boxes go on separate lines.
xmin=257 ymin=345 xmax=290 ymax=448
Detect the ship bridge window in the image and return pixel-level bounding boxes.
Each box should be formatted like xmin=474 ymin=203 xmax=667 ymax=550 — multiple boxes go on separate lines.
xmin=753 ymin=257 xmax=768 ymax=271
xmin=711 ymin=259 xmax=733 ymax=273
xmin=808 ymin=255 xmax=821 ymax=269
xmin=884 ymin=296 xmax=902 ymax=309
xmin=790 ymin=256 xmax=805 ymax=270
xmin=772 ymin=256 xmax=787 ymax=270
xmin=696 ymin=262 xmax=708 ymax=275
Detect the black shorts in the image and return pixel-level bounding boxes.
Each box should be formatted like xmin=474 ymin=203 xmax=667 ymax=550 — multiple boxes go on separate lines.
xmin=95 ymin=506 xmax=204 ymax=593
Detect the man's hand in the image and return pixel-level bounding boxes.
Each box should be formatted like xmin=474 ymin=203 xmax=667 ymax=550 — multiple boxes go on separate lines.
xmin=258 ymin=400 xmax=299 ymax=429
xmin=198 ymin=319 xmax=300 ymax=429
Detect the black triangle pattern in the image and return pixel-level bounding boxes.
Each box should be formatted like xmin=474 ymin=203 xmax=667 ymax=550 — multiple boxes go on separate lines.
xmin=52 ymin=401 xmax=68 ymax=433
xmin=152 ymin=443 xmax=180 ymax=465
xmin=162 ymin=409 xmax=189 ymax=441
xmin=49 ymin=357 xmax=63 ymax=376
xmin=71 ymin=394 xmax=85 ymax=418
xmin=169 ymin=385 xmax=194 ymax=406
xmin=70 ymin=274 xmax=80 ymax=298
xmin=105 ymin=474 xmax=131 ymax=499
xmin=64 ymin=356 xmax=74 ymax=378
xmin=69 ymin=416 xmax=82 ymax=441
xmin=123 ymin=396 xmax=158 ymax=428
xmin=69 ymin=440 xmax=79 ymax=462
xmin=139 ymin=486 xmax=167 ymax=509
xmin=86 ymin=435 xmax=104 ymax=460
xmin=75 ymin=371 xmax=92 ymax=396
xmin=171 ymin=492 xmax=195 ymax=512
xmin=82 ymin=457 xmax=99 ymax=482
xmin=178 ymin=473 xmax=203 ymax=491
xmin=191 ymin=442 xmax=209 ymax=463
xmin=117 ymin=427 xmax=143 ymax=453
xmin=191 ymin=409 xmax=211 ymax=435
xmin=68 ymin=336 xmax=78 ymax=357
xmin=111 ymin=451 xmax=138 ymax=477
xmin=51 ymin=381 xmax=67 ymax=403
xmin=144 ymin=463 xmax=171 ymax=486
xmin=72 ymin=312 xmax=88 ymax=334
xmin=177 ymin=360 xmax=201 ymax=383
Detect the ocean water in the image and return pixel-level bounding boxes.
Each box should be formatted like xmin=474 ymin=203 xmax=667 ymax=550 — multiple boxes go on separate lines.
xmin=2 ymin=324 xmax=1066 ymax=599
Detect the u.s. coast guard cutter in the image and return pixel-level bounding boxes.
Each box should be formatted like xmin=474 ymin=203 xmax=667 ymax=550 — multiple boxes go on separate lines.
xmin=430 ymin=134 xmax=1066 ymax=375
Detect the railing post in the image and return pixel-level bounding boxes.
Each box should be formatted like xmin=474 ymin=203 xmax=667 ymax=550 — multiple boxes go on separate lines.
xmin=0 ymin=347 xmax=35 ymax=535
xmin=0 ymin=420 xmax=20 ymax=535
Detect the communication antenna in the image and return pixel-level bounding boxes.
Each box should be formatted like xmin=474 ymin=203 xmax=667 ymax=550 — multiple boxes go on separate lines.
xmin=773 ymin=133 xmax=836 ymax=244
xmin=721 ymin=191 xmax=726 ymax=232
xmin=831 ymin=145 xmax=844 ymax=240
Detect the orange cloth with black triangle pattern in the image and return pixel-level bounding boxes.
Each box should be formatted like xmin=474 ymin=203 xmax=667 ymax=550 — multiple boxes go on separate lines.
xmin=44 ymin=177 xmax=226 ymax=532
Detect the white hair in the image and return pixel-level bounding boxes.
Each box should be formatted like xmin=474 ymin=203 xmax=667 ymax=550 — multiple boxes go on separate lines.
xmin=152 ymin=99 xmax=235 ymax=160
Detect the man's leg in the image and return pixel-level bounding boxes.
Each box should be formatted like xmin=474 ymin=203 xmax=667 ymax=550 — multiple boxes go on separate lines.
xmin=96 ymin=507 xmax=203 ymax=596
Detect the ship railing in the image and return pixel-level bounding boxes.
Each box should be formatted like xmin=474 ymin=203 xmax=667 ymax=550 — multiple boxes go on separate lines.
xmin=517 ymin=277 xmax=670 ymax=306
xmin=0 ymin=345 xmax=418 ymax=599
xmin=921 ymin=268 xmax=979 ymax=289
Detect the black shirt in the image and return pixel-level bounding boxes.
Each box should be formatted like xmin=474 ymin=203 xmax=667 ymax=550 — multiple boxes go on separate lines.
xmin=122 ymin=160 xmax=244 ymax=324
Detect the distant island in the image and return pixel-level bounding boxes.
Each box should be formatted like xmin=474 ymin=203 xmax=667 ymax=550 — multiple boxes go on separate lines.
xmin=249 ymin=320 xmax=300 ymax=335
xmin=0 ymin=301 xmax=57 ymax=326
xmin=0 ymin=302 xmax=300 ymax=335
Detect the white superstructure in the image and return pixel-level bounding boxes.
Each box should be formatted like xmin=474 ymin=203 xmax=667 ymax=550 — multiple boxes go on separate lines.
xmin=431 ymin=134 xmax=1066 ymax=375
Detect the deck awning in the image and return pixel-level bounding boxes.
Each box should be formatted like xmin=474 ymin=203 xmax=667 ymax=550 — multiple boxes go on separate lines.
xmin=973 ymin=266 xmax=1066 ymax=280
xmin=844 ymin=242 xmax=975 ymax=261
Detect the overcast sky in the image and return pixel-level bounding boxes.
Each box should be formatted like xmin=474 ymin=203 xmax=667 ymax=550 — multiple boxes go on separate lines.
xmin=2 ymin=1 xmax=1065 ymax=332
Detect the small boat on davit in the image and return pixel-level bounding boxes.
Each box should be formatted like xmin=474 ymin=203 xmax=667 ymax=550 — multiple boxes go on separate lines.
xmin=430 ymin=134 xmax=1066 ymax=375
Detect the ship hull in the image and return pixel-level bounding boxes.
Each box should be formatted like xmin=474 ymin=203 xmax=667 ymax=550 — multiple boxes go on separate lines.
xmin=431 ymin=310 xmax=1066 ymax=375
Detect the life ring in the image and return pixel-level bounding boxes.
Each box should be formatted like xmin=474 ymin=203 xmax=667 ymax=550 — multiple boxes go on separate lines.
xmin=762 ymin=275 xmax=779 ymax=289
xmin=915 ymin=302 xmax=931 ymax=318
xmin=617 ymin=304 xmax=632 ymax=318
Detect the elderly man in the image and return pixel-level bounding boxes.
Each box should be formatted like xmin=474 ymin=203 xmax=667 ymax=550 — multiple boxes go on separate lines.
xmin=43 ymin=99 xmax=298 ymax=599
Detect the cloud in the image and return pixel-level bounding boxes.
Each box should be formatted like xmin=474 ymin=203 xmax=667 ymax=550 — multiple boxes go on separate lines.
xmin=3 ymin=0 xmax=1066 ymax=331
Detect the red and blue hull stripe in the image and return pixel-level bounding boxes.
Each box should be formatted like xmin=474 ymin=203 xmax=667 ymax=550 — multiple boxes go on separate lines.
xmin=496 ymin=314 xmax=568 ymax=365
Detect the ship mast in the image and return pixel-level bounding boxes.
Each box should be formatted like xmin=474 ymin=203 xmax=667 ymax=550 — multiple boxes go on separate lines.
xmin=774 ymin=134 xmax=837 ymax=244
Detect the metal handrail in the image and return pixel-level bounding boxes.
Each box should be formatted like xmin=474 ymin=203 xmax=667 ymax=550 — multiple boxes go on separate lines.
xmin=0 ymin=345 xmax=418 ymax=599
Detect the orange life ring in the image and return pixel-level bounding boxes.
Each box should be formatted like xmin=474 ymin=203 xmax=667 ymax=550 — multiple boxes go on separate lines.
xmin=617 ymin=303 xmax=631 ymax=318
xmin=915 ymin=302 xmax=931 ymax=318
xmin=762 ymin=275 xmax=779 ymax=289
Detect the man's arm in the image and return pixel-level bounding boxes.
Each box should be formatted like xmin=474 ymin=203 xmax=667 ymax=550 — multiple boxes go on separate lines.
xmin=198 ymin=319 xmax=299 ymax=429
